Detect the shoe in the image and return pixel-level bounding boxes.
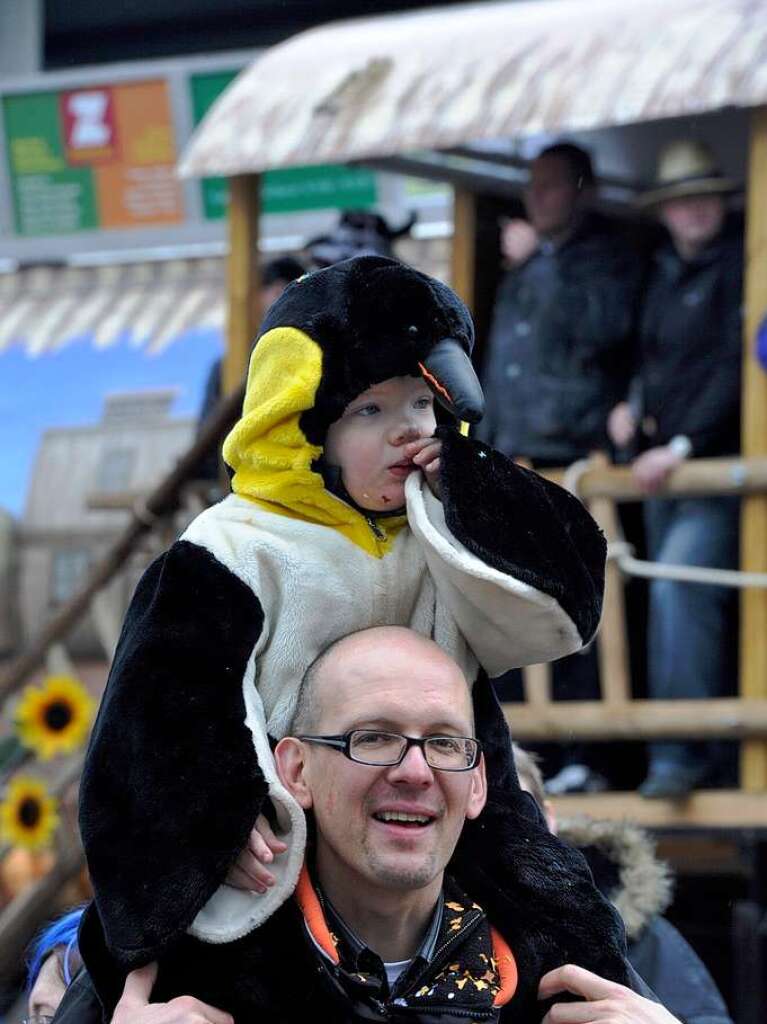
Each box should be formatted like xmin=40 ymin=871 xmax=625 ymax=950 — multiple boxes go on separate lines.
xmin=545 ymin=763 xmax=609 ymax=795
xmin=638 ymin=763 xmax=709 ymax=800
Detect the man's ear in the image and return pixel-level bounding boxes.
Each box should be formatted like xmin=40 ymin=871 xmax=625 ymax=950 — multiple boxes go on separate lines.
xmin=274 ymin=737 xmax=314 ymax=810
xmin=465 ymin=753 xmax=488 ymax=820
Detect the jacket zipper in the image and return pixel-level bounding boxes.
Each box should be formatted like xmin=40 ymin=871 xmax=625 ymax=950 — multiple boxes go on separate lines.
xmin=390 ymin=911 xmax=497 ymax=1019
xmin=365 ymin=515 xmax=386 ymax=540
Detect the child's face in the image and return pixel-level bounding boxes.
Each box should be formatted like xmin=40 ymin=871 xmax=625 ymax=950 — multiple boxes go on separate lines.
xmin=324 ymin=375 xmax=437 ymax=511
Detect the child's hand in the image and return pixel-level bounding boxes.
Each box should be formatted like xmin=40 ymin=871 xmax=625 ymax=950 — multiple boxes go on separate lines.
xmin=225 ymin=813 xmax=288 ymax=895
xmin=405 ymin=437 xmax=443 ymax=499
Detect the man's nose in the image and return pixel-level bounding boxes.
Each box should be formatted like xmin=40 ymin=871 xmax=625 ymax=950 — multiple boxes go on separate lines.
xmin=387 ymin=743 xmax=434 ymax=785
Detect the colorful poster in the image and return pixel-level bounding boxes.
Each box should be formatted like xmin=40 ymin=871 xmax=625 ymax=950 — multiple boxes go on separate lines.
xmin=3 ymin=80 xmax=184 ymax=236
xmin=189 ymin=71 xmax=377 ymax=219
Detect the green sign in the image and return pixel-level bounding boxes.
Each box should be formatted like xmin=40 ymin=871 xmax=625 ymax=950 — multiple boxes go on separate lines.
xmin=189 ymin=71 xmax=377 ymax=219
xmin=3 ymin=92 xmax=98 ymax=235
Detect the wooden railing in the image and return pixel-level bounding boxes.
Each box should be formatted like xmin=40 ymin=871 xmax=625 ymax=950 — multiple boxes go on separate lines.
xmin=506 ymin=453 xmax=767 ymax=826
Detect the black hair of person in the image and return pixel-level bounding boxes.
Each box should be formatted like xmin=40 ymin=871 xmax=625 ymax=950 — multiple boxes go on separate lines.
xmin=262 ymin=256 xmax=306 ymax=287
xmin=538 ymin=142 xmax=596 ymax=191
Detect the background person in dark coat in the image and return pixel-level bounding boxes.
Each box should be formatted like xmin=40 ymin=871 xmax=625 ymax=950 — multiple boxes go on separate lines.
xmin=514 ymin=744 xmax=734 ymax=1024
xmin=480 ymin=143 xmax=643 ymax=794
xmin=478 ymin=142 xmax=641 ymax=467
xmin=608 ymin=140 xmax=743 ymax=799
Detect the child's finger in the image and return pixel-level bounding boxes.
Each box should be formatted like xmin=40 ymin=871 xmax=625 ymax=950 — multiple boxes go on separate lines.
xmin=248 ymin=827 xmax=274 ymax=863
xmin=225 ymin=864 xmax=268 ymax=894
xmin=237 ymin=850 xmax=276 ymax=887
xmin=412 ymin=442 xmax=442 ymax=465
xmin=402 ymin=437 xmax=433 ymax=457
xmin=256 ymin=816 xmax=288 ymax=854
xmin=424 ymin=458 xmax=440 ymax=475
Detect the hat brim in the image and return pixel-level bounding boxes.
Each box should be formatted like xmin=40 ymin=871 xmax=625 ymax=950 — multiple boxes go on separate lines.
xmin=636 ymin=176 xmax=741 ymax=208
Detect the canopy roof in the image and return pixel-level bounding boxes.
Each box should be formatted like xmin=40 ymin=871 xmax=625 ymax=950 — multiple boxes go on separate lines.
xmin=179 ymin=0 xmax=767 ymax=179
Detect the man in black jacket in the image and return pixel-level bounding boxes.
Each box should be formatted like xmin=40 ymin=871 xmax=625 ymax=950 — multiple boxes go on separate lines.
xmin=608 ymin=140 xmax=743 ymax=799
xmin=53 ymin=627 xmax=679 ymax=1024
xmin=479 ymin=142 xmax=641 ymax=467
xmin=480 ymin=143 xmax=643 ymax=794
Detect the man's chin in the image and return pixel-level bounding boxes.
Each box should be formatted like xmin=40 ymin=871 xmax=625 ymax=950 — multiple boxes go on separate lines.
xmin=366 ymin=852 xmax=441 ymax=891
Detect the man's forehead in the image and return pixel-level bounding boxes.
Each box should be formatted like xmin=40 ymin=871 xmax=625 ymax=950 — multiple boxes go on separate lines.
xmin=314 ymin=642 xmax=473 ymax=731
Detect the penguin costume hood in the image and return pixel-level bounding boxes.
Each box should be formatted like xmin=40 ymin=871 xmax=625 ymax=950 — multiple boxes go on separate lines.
xmin=77 ymin=256 xmax=628 ymax=1020
xmin=222 ymin=255 xmax=484 ymax=555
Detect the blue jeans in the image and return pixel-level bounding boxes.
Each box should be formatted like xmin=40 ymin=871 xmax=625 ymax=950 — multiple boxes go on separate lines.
xmin=644 ymin=496 xmax=739 ymax=774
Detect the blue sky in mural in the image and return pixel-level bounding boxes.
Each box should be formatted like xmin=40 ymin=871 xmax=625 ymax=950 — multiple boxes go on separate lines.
xmin=0 ymin=328 xmax=223 ymax=517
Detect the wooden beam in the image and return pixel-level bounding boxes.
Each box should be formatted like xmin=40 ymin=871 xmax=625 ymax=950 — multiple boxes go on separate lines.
xmin=451 ymin=187 xmax=477 ymax=310
xmin=522 ymin=662 xmax=551 ymax=706
xmin=503 ymin=698 xmax=767 ymax=741
xmin=224 ymin=174 xmax=261 ymax=395
xmin=586 ymin=455 xmax=631 ymax=705
xmin=551 ymin=789 xmax=767 ymax=829
xmin=541 ymin=456 xmax=767 ymax=502
xmin=740 ymin=106 xmax=767 ymax=791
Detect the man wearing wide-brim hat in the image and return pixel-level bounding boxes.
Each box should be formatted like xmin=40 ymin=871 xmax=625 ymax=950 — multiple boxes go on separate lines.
xmin=608 ymin=139 xmax=743 ymax=800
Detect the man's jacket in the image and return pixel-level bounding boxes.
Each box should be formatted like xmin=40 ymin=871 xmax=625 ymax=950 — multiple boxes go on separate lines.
xmin=635 ymin=218 xmax=743 ymax=457
xmin=56 ymin=870 xmax=653 ymax=1024
xmin=480 ymin=214 xmax=642 ymax=464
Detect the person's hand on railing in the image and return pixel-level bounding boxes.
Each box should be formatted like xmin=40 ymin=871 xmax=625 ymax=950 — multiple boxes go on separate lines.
xmin=607 ymin=402 xmax=636 ymax=449
xmin=631 ymin=445 xmax=684 ymax=494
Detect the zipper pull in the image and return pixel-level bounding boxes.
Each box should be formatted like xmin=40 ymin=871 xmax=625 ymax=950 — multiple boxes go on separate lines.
xmin=366 ymin=515 xmax=385 ymax=540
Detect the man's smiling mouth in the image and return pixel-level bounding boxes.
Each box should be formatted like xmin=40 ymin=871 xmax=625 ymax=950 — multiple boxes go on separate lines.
xmin=372 ymin=810 xmax=435 ymax=827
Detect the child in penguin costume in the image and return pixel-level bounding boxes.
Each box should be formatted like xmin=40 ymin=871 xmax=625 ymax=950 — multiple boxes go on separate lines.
xmin=78 ymin=256 xmax=629 ymax=1017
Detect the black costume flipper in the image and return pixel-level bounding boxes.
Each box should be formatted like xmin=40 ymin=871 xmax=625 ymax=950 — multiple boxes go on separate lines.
xmin=437 ymin=426 xmax=605 ymax=650
xmin=454 ymin=675 xmax=631 ymax=1015
xmin=79 ymin=541 xmax=269 ymax=966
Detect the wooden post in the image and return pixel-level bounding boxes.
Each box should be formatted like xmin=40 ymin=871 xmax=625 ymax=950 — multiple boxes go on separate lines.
xmin=224 ymin=174 xmax=261 ymax=395
xmin=451 ymin=187 xmax=477 ymax=310
xmin=587 ymin=456 xmax=631 ymax=707
xmin=740 ymin=106 xmax=767 ymax=790
xmin=522 ymin=662 xmax=552 ymax=706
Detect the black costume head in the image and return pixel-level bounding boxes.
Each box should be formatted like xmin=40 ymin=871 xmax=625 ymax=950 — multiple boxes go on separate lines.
xmin=259 ymin=255 xmax=484 ymax=442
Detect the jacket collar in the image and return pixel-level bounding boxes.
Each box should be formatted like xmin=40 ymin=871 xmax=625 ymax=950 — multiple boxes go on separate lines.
xmin=295 ymin=864 xmax=518 ymax=1017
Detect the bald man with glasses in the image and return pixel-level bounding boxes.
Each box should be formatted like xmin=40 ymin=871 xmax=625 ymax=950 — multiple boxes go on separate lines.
xmin=54 ymin=627 xmax=681 ymax=1024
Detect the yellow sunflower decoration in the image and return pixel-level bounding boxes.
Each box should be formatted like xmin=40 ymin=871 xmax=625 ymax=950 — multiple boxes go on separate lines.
xmin=15 ymin=674 xmax=95 ymax=761
xmin=0 ymin=776 xmax=59 ymax=850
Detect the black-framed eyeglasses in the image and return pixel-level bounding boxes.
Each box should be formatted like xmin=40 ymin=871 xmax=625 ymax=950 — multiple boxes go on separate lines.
xmin=297 ymin=729 xmax=481 ymax=772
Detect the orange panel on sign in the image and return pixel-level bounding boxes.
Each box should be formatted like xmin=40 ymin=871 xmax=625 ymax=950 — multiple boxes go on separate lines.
xmin=95 ymin=163 xmax=183 ymax=228
xmin=112 ymin=81 xmax=176 ymax=165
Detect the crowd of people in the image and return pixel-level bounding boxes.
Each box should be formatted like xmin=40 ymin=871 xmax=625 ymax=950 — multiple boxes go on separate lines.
xmin=480 ymin=137 xmax=743 ymax=799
